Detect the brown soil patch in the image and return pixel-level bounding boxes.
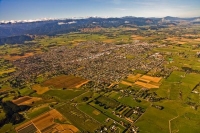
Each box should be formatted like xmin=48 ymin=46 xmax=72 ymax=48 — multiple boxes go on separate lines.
xmin=32 ymin=84 xmax=49 ymax=94
xmin=12 ymin=96 xmax=41 ymax=105
xmin=92 ymin=110 xmax=100 ymax=115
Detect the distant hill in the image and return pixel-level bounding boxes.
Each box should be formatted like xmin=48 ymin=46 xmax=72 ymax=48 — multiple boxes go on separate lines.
xmin=0 ymin=35 xmax=33 ymax=45
xmin=0 ymin=16 xmax=199 ymax=45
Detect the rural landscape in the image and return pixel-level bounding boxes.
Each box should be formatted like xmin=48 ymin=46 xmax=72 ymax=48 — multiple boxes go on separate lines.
xmin=0 ymin=14 xmax=200 ymax=133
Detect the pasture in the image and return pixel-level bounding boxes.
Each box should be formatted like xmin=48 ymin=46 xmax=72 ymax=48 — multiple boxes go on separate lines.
xmin=77 ymin=103 xmax=108 ymax=123
xmin=135 ymin=100 xmax=200 ymax=133
xmin=57 ymin=103 xmax=101 ymax=132
xmin=96 ymin=96 xmax=120 ymax=109
xmin=156 ymin=71 xmax=200 ymax=101
xmin=109 ymin=92 xmax=150 ymax=109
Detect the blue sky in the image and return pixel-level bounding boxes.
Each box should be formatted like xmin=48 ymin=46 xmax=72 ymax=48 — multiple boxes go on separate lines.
xmin=0 ymin=0 xmax=200 ymax=21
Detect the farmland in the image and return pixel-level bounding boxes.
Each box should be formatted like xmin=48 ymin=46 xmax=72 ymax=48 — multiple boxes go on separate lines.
xmin=31 ymin=84 xmax=49 ymax=94
xmin=12 ymin=96 xmax=41 ymax=105
xmin=15 ymin=109 xmax=79 ymax=133
xmin=42 ymin=75 xmax=89 ymax=89
xmin=57 ymin=103 xmax=101 ymax=132
xmin=43 ymin=89 xmax=85 ymax=101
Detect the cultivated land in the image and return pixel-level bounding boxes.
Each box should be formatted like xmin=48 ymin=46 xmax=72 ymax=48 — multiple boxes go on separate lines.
xmin=0 ymin=21 xmax=200 ymax=133
xmin=42 ymin=75 xmax=89 ymax=89
xmin=12 ymin=96 xmax=41 ymax=105
xmin=15 ymin=109 xmax=79 ymax=133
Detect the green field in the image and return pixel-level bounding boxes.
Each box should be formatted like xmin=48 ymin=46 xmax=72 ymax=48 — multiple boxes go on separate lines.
xmin=73 ymin=91 xmax=94 ymax=102
xmin=156 ymin=71 xmax=200 ymax=101
xmin=109 ymin=91 xmax=150 ymax=109
xmin=18 ymin=87 xmax=36 ymax=96
xmin=57 ymin=103 xmax=101 ymax=132
xmin=27 ymin=106 xmax=50 ymax=119
xmin=77 ymin=103 xmax=108 ymax=123
xmin=44 ymin=89 xmax=85 ymax=101
xmin=96 ymin=95 xmax=120 ymax=109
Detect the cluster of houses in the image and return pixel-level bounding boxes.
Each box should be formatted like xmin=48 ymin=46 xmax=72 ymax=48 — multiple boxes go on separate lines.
xmin=11 ymin=41 xmax=164 ymax=86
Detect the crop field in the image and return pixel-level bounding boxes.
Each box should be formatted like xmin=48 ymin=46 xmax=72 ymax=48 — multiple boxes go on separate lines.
xmin=31 ymin=84 xmax=49 ymax=94
xmin=121 ymin=74 xmax=162 ymax=89
xmin=27 ymin=106 xmax=50 ymax=119
xmin=120 ymin=81 xmax=133 ymax=86
xmin=12 ymin=96 xmax=41 ymax=105
xmin=126 ymin=74 xmax=142 ymax=82
xmin=57 ymin=103 xmax=101 ymax=132
xmin=18 ymin=88 xmax=36 ymax=96
xmin=16 ymin=109 xmax=79 ymax=133
xmin=135 ymin=81 xmax=160 ymax=89
xmin=44 ymin=89 xmax=85 ymax=101
xmin=42 ymin=75 xmax=89 ymax=89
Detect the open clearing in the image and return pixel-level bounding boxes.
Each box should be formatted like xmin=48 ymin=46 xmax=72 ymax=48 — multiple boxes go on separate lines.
xmin=15 ymin=109 xmax=79 ymax=133
xmin=12 ymin=96 xmax=41 ymax=105
xmin=42 ymin=75 xmax=89 ymax=89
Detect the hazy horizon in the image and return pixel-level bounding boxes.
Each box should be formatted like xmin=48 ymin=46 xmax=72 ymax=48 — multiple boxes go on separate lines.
xmin=0 ymin=0 xmax=200 ymax=21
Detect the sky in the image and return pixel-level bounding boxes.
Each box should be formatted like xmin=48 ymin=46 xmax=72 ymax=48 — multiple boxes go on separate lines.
xmin=0 ymin=0 xmax=200 ymax=21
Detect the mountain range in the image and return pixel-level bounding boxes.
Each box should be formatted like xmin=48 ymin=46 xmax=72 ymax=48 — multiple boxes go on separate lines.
xmin=0 ymin=16 xmax=199 ymax=45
